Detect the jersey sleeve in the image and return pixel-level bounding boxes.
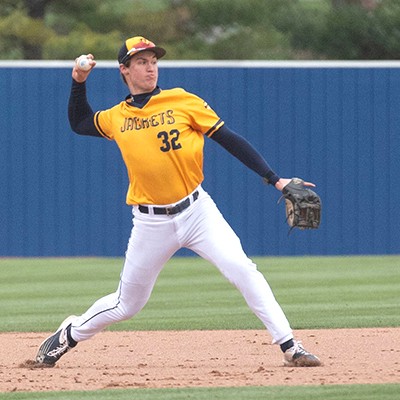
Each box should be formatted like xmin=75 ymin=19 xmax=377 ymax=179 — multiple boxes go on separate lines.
xmin=183 ymin=91 xmax=224 ymax=137
xmin=94 ymin=109 xmax=114 ymax=140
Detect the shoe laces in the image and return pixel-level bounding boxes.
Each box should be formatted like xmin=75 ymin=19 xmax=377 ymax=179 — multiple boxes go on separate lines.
xmin=293 ymin=340 xmax=307 ymax=353
xmin=47 ymin=343 xmax=70 ymax=358
xmin=290 ymin=340 xmax=308 ymax=356
xmin=47 ymin=327 xmax=70 ymax=358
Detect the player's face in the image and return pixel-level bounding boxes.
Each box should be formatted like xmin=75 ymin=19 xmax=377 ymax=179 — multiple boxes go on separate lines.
xmin=121 ymin=51 xmax=159 ymax=95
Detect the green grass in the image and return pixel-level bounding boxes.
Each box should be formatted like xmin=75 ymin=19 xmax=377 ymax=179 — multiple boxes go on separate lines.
xmin=0 ymin=255 xmax=399 ymax=398
xmin=0 ymin=384 xmax=399 ymax=400
xmin=0 ymin=255 xmax=399 ymax=332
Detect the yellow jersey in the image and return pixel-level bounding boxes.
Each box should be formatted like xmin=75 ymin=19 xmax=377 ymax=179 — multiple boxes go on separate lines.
xmin=94 ymin=88 xmax=224 ymax=205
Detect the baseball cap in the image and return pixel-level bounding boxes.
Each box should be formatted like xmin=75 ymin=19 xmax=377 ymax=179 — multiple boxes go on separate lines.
xmin=118 ymin=36 xmax=166 ymax=64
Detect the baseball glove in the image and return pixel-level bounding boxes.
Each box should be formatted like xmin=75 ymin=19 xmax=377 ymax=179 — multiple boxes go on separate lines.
xmin=279 ymin=178 xmax=321 ymax=232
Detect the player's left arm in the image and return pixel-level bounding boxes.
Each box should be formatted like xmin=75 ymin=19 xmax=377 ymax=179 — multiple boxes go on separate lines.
xmin=210 ymin=125 xmax=281 ymax=186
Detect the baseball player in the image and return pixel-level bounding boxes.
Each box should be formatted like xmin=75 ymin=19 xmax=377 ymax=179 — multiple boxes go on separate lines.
xmin=35 ymin=36 xmax=321 ymax=368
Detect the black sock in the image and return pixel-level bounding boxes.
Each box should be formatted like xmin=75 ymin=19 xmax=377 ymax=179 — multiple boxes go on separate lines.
xmin=280 ymin=339 xmax=294 ymax=353
xmin=66 ymin=324 xmax=78 ymax=348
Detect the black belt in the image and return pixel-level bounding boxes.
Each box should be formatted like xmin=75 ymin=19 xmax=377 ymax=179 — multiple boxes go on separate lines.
xmin=138 ymin=190 xmax=199 ymax=215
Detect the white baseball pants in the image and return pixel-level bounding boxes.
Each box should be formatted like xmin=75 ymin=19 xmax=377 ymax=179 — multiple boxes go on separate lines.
xmin=71 ymin=185 xmax=293 ymax=345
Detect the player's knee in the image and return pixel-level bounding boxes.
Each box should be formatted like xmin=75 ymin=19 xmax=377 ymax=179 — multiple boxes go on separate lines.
xmin=118 ymin=291 xmax=152 ymax=320
xmin=219 ymin=258 xmax=258 ymax=281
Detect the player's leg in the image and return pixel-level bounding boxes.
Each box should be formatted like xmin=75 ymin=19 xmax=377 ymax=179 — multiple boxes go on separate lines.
xmin=70 ymin=211 xmax=180 ymax=341
xmin=36 ymin=211 xmax=180 ymax=366
xmin=180 ymin=188 xmax=320 ymax=366
xmin=179 ymin=189 xmax=292 ymax=343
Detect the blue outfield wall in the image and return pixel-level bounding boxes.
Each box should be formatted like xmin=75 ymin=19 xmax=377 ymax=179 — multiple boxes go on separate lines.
xmin=0 ymin=61 xmax=399 ymax=257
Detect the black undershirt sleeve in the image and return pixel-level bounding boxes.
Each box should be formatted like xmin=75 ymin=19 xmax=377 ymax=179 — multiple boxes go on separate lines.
xmin=210 ymin=125 xmax=280 ymax=185
xmin=68 ymin=80 xmax=101 ymax=137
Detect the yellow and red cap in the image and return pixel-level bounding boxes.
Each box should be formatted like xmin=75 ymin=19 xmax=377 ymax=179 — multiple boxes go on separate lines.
xmin=118 ymin=36 xmax=166 ymax=64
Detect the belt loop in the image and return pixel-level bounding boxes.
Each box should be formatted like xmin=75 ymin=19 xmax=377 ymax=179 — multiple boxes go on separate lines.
xmin=138 ymin=205 xmax=149 ymax=214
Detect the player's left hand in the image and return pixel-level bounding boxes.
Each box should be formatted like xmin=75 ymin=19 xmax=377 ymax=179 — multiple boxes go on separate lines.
xmin=275 ymin=178 xmax=315 ymax=192
xmin=278 ymin=177 xmax=321 ymax=231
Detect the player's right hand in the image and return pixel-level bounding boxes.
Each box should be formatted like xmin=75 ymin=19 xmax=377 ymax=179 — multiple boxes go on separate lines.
xmin=72 ymin=54 xmax=96 ymax=83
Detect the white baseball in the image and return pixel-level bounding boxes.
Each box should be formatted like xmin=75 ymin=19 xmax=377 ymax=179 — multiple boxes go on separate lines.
xmin=76 ymin=55 xmax=91 ymax=71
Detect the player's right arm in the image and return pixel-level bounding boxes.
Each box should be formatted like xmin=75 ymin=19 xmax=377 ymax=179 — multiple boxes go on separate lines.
xmin=68 ymin=54 xmax=101 ymax=137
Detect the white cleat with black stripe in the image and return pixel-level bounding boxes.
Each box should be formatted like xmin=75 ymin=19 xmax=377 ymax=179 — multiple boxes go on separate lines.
xmin=283 ymin=340 xmax=321 ymax=367
xmin=35 ymin=315 xmax=77 ymax=367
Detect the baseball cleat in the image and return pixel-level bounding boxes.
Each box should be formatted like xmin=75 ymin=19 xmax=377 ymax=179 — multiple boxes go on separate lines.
xmin=35 ymin=315 xmax=77 ymax=367
xmin=283 ymin=340 xmax=321 ymax=367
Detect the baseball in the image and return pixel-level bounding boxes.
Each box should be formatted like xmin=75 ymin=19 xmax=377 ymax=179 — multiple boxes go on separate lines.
xmin=76 ymin=55 xmax=91 ymax=71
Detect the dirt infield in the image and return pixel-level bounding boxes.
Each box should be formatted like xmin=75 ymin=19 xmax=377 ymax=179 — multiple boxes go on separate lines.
xmin=1 ymin=328 xmax=399 ymax=392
